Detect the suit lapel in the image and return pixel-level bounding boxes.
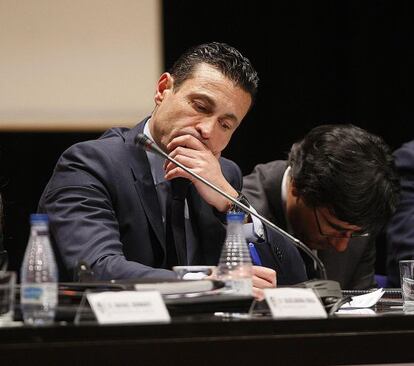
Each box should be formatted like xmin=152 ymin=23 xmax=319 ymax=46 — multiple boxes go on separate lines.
xmin=125 ymin=120 xmax=166 ymax=256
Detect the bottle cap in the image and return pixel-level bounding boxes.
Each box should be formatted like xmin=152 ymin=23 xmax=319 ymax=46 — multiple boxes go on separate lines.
xmin=226 ymin=212 xmax=245 ymax=221
xmin=30 ymin=213 xmax=49 ymax=224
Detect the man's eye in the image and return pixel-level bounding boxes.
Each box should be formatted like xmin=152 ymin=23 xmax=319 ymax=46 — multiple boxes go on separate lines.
xmin=193 ymin=102 xmax=208 ymax=113
xmin=219 ymin=120 xmax=231 ymax=130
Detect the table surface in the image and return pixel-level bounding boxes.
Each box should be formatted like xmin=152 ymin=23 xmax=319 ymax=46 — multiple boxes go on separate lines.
xmin=1 ymin=289 xmax=414 ymax=366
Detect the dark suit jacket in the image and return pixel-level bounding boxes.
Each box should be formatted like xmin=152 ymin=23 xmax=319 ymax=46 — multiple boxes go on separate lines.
xmin=387 ymin=140 xmax=414 ymax=287
xmin=243 ymin=160 xmax=377 ymax=290
xmin=39 ymin=119 xmax=306 ymax=284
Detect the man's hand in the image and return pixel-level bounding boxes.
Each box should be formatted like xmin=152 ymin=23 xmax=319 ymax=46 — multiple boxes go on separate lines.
xmin=252 ymin=265 xmax=277 ymax=301
xmin=165 ymin=135 xmax=237 ymax=212
xmin=207 ymin=265 xmax=276 ymax=300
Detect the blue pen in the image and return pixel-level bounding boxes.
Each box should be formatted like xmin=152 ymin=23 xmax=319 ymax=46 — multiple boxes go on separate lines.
xmin=248 ymin=242 xmax=262 ymax=266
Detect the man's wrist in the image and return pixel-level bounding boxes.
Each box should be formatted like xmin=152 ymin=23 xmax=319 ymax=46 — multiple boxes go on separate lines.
xmin=228 ymin=191 xmax=250 ymax=215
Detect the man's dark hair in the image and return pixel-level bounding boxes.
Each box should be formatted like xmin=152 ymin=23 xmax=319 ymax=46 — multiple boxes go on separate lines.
xmin=288 ymin=124 xmax=400 ymax=234
xmin=169 ymin=42 xmax=259 ymax=102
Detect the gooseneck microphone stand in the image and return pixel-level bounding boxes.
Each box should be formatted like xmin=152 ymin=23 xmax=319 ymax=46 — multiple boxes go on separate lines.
xmin=135 ymin=133 xmax=327 ymax=280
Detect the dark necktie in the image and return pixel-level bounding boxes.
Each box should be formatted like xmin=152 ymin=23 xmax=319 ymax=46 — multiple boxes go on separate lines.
xmin=165 ymin=178 xmax=191 ymax=268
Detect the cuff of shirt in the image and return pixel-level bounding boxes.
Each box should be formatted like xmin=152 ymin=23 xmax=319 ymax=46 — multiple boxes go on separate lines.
xmin=243 ymin=206 xmax=265 ymax=242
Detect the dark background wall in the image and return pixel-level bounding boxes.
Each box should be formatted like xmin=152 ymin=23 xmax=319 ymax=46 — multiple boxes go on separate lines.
xmin=1 ymin=1 xmax=413 ymax=275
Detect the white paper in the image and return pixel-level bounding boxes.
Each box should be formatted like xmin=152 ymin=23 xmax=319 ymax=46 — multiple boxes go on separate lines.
xmin=341 ymin=288 xmax=385 ymax=309
xmin=182 ymin=272 xmax=207 ymax=280
xmin=336 ymin=308 xmax=376 ymax=315
xmin=264 ymin=288 xmax=327 ymax=319
xmin=134 ymin=280 xmax=214 ymax=294
xmin=87 ymin=291 xmax=171 ymax=324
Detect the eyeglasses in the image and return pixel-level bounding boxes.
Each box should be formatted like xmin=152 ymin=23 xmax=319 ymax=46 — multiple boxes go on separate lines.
xmin=313 ymin=208 xmax=370 ymax=239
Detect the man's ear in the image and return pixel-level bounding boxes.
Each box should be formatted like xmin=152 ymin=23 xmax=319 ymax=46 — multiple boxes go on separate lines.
xmin=154 ymin=72 xmax=173 ymax=105
xmin=290 ymin=178 xmax=300 ymax=198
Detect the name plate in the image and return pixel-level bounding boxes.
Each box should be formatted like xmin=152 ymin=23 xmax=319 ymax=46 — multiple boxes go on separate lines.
xmin=86 ymin=291 xmax=171 ymax=324
xmin=264 ymin=288 xmax=327 ymax=319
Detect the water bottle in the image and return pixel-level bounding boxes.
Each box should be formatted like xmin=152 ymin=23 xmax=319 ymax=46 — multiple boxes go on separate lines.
xmin=20 ymin=214 xmax=58 ymax=325
xmin=217 ymin=212 xmax=253 ymax=296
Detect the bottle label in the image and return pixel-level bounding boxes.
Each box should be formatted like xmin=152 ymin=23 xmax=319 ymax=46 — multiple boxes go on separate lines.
xmin=21 ymin=284 xmax=58 ymax=306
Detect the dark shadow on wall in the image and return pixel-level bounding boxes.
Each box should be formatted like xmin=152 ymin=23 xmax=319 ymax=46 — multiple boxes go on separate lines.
xmin=0 ymin=132 xmax=99 ymax=275
xmin=163 ymin=0 xmax=414 ymax=172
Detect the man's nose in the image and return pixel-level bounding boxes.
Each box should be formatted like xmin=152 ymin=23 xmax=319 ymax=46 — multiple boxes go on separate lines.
xmin=196 ymin=118 xmax=215 ymax=139
xmin=328 ymin=237 xmax=350 ymax=252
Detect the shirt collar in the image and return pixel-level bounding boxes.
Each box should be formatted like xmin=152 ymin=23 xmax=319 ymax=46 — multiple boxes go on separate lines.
xmin=144 ymin=120 xmax=166 ymax=185
xmin=281 ymin=166 xmax=294 ymax=234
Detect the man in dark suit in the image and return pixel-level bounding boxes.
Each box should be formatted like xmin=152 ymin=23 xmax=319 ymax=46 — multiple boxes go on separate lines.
xmin=243 ymin=124 xmax=400 ymax=290
xmin=38 ymin=42 xmax=307 ymax=295
xmin=387 ymin=140 xmax=414 ymax=287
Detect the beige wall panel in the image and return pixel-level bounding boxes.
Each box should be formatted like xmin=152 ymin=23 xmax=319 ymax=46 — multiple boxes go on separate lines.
xmin=0 ymin=0 xmax=162 ymax=131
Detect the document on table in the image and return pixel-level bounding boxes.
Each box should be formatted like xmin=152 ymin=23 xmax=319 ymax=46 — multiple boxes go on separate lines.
xmin=337 ymin=288 xmax=385 ymax=315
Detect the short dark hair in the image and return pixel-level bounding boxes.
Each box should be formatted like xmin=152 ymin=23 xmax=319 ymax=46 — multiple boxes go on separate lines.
xmin=288 ymin=124 xmax=400 ymax=234
xmin=169 ymin=42 xmax=259 ymax=102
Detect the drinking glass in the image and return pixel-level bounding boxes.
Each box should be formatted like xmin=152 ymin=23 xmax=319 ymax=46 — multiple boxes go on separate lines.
xmin=0 ymin=271 xmax=16 ymax=324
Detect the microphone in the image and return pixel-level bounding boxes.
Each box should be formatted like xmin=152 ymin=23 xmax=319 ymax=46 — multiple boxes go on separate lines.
xmin=134 ymin=133 xmax=327 ymax=280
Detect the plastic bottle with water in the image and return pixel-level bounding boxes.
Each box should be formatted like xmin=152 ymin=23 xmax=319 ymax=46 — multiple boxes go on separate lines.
xmin=217 ymin=212 xmax=253 ymax=296
xmin=20 ymin=214 xmax=58 ymax=325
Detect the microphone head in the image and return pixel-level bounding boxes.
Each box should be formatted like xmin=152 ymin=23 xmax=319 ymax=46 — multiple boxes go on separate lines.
xmin=134 ymin=133 xmax=152 ymax=150
xmin=134 ymin=133 xmax=165 ymax=158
